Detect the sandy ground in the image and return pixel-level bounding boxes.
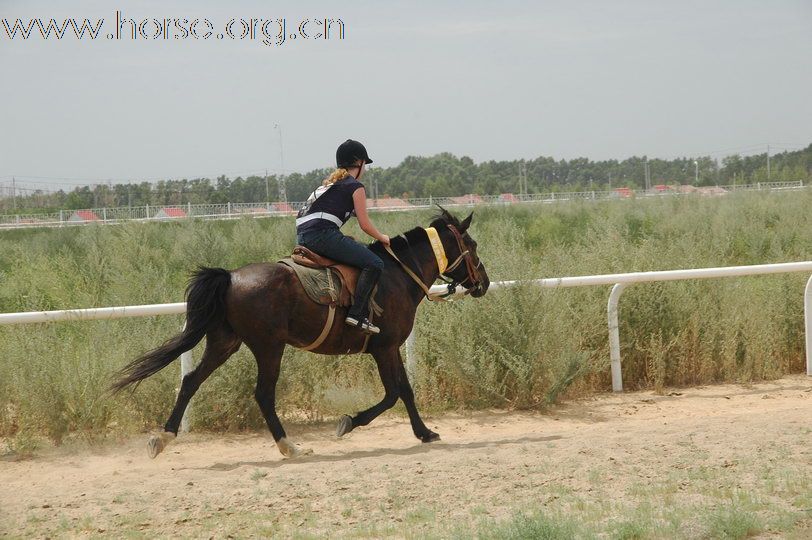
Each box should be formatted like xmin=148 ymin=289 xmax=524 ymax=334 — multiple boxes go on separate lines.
xmin=2 ymin=376 xmax=812 ymax=538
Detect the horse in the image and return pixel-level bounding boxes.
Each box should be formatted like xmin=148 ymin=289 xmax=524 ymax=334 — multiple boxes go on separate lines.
xmin=111 ymin=208 xmax=490 ymax=459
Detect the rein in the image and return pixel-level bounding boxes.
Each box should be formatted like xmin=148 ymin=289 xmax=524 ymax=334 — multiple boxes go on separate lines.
xmin=383 ymin=224 xmax=483 ymax=302
xmin=383 ymin=244 xmax=449 ymax=302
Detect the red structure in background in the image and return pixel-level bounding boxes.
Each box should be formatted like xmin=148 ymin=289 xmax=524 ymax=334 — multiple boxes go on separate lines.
xmin=68 ymin=210 xmax=100 ymax=222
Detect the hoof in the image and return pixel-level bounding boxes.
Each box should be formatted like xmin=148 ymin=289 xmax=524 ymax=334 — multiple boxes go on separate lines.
xmin=147 ymin=431 xmax=176 ymax=459
xmin=276 ymin=437 xmax=314 ymax=459
xmin=336 ymin=415 xmax=354 ymax=438
xmin=420 ymin=431 xmax=441 ymax=443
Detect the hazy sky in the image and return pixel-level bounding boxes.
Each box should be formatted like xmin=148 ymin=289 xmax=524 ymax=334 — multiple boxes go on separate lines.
xmin=1 ymin=0 xmax=810 ymax=191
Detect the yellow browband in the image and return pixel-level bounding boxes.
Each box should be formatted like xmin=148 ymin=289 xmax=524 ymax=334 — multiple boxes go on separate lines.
xmin=424 ymin=227 xmax=448 ymax=274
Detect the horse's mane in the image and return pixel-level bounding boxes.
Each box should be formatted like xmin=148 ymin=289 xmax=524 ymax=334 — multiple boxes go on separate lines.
xmin=368 ymin=206 xmax=462 ymax=256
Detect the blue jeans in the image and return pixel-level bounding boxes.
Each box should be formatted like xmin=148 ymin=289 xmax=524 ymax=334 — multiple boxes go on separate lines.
xmin=297 ymin=227 xmax=384 ymax=272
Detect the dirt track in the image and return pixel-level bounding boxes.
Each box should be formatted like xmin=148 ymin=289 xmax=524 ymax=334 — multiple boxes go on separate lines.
xmin=2 ymin=376 xmax=812 ymax=538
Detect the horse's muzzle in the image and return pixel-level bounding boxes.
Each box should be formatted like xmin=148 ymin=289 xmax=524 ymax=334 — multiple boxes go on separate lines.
xmin=468 ymin=277 xmax=489 ymax=298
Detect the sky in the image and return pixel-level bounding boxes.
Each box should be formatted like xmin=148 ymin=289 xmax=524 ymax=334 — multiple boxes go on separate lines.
xmin=1 ymin=0 xmax=810 ymax=191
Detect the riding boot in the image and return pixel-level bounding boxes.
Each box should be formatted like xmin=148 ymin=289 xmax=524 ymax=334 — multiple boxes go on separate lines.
xmin=346 ymin=267 xmax=382 ymax=334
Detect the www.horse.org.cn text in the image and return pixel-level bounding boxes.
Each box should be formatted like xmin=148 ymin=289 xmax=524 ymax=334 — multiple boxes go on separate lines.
xmin=1 ymin=10 xmax=346 ymax=47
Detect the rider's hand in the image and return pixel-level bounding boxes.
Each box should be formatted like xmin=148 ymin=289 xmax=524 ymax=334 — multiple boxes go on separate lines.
xmin=379 ymin=234 xmax=391 ymax=247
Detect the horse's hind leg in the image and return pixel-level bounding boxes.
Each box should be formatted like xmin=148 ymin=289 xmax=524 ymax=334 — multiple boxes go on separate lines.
xmin=248 ymin=340 xmax=313 ymax=459
xmin=336 ymin=346 xmax=401 ymax=437
xmin=148 ymin=325 xmax=241 ymax=458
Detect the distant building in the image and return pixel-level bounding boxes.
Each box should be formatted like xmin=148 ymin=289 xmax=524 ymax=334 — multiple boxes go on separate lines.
xmin=235 ymin=206 xmax=270 ymax=215
xmin=154 ymin=208 xmax=187 ymax=219
xmin=68 ymin=210 xmax=100 ymax=222
xmin=499 ymin=193 xmax=520 ymax=203
xmin=697 ymin=186 xmax=728 ymax=196
xmin=368 ymin=197 xmax=412 ymax=209
xmin=449 ymin=194 xmax=483 ymax=205
xmin=271 ymin=202 xmax=296 ymax=213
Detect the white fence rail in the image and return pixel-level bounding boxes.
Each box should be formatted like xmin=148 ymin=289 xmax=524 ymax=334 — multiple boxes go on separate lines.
xmin=0 ymin=180 xmax=805 ymax=229
xmin=2 ymin=261 xmax=811 ymax=431
xmin=415 ymin=261 xmax=812 ymax=392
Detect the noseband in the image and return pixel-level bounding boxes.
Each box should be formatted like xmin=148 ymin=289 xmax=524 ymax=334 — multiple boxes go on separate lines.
xmin=441 ymin=224 xmax=484 ymax=295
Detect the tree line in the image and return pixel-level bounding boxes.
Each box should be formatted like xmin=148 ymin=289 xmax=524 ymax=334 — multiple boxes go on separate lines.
xmin=2 ymin=144 xmax=809 ymax=214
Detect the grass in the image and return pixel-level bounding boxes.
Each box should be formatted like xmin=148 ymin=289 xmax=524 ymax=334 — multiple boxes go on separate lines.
xmin=7 ymin=456 xmax=812 ymax=539
xmin=0 ymin=189 xmax=810 ymax=443
xmin=705 ymin=504 xmax=763 ymax=539
xmin=471 ymin=510 xmax=585 ymax=539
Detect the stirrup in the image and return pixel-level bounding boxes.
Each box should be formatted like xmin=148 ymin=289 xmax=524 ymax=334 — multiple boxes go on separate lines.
xmin=345 ymin=315 xmax=380 ymax=335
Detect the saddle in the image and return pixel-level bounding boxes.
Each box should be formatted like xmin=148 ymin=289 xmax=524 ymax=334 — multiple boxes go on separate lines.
xmin=288 ymin=245 xmax=359 ymax=307
xmin=279 ymin=246 xmax=383 ymax=352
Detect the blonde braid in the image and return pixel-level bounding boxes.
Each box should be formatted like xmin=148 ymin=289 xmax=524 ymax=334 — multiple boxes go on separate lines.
xmin=323 ymin=168 xmax=350 ymax=186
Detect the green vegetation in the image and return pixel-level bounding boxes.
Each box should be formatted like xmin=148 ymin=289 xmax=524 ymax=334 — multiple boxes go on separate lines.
xmin=0 ymin=189 xmax=810 ymax=443
xmin=2 ymin=143 xmax=809 ymax=213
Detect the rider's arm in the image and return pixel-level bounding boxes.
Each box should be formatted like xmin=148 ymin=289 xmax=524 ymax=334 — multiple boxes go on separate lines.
xmin=353 ymin=188 xmax=390 ymax=245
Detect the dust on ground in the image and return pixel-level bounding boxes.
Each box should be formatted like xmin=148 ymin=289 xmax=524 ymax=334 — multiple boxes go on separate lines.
xmin=2 ymin=376 xmax=811 ymax=538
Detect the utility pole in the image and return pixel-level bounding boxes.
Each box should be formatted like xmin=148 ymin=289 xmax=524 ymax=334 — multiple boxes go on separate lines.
xmin=264 ymin=169 xmax=270 ymax=202
xmin=12 ymin=177 xmax=16 ymax=211
xmin=694 ymin=160 xmax=699 ymax=185
xmin=274 ymin=123 xmax=287 ymax=204
xmin=372 ymin=168 xmax=379 ymax=202
xmin=643 ymin=158 xmax=650 ymax=191
xmin=767 ymin=144 xmax=771 ymax=181
xmin=518 ymin=161 xmax=528 ymax=196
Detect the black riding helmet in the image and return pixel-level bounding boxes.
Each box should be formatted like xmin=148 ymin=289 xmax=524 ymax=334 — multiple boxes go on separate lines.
xmin=336 ymin=139 xmax=373 ymax=168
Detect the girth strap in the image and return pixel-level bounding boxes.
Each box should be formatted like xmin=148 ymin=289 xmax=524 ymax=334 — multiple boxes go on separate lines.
xmin=301 ymin=304 xmax=336 ymax=351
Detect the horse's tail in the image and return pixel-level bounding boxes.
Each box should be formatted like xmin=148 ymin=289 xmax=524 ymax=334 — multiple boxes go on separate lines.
xmin=110 ymin=267 xmax=232 ymax=393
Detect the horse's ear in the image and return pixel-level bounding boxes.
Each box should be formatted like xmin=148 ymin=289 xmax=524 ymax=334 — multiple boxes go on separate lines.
xmin=460 ymin=211 xmax=473 ymax=231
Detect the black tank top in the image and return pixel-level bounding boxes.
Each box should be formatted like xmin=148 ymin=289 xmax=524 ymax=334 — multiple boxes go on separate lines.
xmin=296 ymin=176 xmax=364 ymax=233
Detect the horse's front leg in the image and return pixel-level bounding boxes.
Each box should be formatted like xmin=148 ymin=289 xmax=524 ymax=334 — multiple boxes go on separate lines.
xmin=336 ymin=346 xmax=401 ymax=437
xmin=394 ymin=351 xmax=439 ymax=442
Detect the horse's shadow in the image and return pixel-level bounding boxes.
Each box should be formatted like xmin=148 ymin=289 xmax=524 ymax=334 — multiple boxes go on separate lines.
xmin=188 ymin=433 xmax=564 ymax=472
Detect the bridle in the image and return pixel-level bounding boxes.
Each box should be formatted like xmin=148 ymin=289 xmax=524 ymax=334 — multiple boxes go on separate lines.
xmin=383 ymin=222 xmax=484 ymax=301
xmin=438 ymin=223 xmax=485 ymax=297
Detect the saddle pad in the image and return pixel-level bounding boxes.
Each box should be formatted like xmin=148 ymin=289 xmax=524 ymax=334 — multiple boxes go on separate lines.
xmin=279 ymin=258 xmax=347 ymax=307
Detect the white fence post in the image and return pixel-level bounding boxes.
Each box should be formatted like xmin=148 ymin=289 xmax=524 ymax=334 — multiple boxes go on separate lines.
xmin=806 ymin=275 xmax=812 ymax=377
xmin=180 ymin=321 xmax=194 ymax=433
xmin=607 ymin=283 xmax=628 ymax=392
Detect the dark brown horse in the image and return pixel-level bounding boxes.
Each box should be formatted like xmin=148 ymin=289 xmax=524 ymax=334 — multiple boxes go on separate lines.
xmin=112 ymin=208 xmax=490 ymax=458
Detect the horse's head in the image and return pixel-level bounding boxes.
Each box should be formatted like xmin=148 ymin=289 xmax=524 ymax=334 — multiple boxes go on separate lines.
xmin=431 ymin=207 xmax=490 ymax=298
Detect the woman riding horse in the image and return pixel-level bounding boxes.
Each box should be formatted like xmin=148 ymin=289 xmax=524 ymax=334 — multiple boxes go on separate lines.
xmin=296 ymin=139 xmax=388 ymax=335
xmin=113 ymin=201 xmax=489 ymax=460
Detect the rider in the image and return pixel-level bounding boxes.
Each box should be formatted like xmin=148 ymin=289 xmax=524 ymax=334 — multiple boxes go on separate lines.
xmin=295 ymin=139 xmax=390 ymax=335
